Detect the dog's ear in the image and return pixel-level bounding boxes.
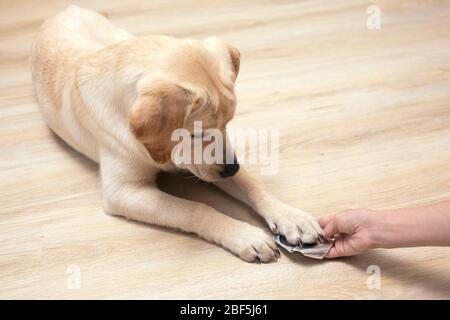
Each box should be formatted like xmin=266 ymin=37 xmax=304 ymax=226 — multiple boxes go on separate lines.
xmin=203 ymin=37 xmax=241 ymax=82
xmin=128 ymin=79 xmax=199 ymax=164
xmin=227 ymin=45 xmax=240 ymax=80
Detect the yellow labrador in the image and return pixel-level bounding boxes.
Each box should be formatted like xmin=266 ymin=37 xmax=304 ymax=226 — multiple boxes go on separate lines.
xmin=30 ymin=8 xmax=323 ymax=263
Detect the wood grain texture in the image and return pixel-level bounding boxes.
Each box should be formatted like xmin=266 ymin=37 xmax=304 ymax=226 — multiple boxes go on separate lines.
xmin=1 ymin=0 xmax=450 ymax=299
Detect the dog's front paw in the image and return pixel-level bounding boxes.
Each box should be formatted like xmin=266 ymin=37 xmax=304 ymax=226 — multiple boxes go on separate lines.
xmin=221 ymin=222 xmax=281 ymax=263
xmin=263 ymin=202 xmax=324 ymax=246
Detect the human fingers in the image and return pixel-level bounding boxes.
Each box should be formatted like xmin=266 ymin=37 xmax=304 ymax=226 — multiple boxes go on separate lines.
xmin=318 ymin=215 xmax=332 ymax=228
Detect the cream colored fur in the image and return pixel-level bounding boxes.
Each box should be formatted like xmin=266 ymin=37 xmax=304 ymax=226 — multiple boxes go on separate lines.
xmin=30 ymin=8 xmax=323 ymax=263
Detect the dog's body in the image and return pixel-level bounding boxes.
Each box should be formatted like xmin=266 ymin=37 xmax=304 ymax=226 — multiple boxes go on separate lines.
xmin=31 ymin=8 xmax=323 ymax=262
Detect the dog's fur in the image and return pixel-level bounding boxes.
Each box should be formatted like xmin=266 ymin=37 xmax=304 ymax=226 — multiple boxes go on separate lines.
xmin=30 ymin=8 xmax=323 ymax=262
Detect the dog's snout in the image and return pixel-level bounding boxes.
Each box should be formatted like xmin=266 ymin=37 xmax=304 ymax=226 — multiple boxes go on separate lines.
xmin=220 ymin=162 xmax=240 ymax=178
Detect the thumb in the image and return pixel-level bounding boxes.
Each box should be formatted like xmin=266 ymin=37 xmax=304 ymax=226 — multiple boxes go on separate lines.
xmin=325 ymin=246 xmax=339 ymax=258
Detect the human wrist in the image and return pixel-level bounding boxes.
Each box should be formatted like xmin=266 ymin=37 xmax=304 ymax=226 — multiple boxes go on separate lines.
xmin=365 ymin=210 xmax=400 ymax=249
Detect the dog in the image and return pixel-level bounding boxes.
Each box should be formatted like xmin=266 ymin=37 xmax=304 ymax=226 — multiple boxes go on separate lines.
xmin=30 ymin=8 xmax=324 ymax=263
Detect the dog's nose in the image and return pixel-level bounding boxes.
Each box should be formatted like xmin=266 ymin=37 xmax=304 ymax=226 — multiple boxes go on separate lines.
xmin=220 ymin=162 xmax=240 ymax=178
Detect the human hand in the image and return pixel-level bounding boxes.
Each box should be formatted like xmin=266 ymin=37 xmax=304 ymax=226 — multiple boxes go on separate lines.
xmin=318 ymin=209 xmax=378 ymax=258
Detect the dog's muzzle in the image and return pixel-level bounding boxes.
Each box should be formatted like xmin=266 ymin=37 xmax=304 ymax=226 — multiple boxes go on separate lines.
xmin=220 ymin=162 xmax=240 ymax=178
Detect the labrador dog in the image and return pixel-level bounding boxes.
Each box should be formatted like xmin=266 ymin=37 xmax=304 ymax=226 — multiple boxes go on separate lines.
xmin=30 ymin=8 xmax=323 ymax=262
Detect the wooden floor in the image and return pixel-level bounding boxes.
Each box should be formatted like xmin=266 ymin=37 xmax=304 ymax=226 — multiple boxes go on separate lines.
xmin=1 ymin=0 xmax=450 ymax=299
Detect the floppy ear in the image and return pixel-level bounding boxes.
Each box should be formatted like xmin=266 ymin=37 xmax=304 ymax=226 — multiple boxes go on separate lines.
xmin=203 ymin=37 xmax=241 ymax=82
xmin=128 ymin=80 xmax=196 ymax=164
xmin=227 ymin=45 xmax=240 ymax=80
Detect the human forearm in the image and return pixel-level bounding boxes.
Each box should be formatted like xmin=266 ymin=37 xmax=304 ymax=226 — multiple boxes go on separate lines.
xmin=371 ymin=200 xmax=450 ymax=249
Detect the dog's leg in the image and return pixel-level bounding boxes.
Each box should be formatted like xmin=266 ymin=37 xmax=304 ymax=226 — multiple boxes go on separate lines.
xmin=100 ymin=158 xmax=280 ymax=263
xmin=214 ymin=168 xmax=324 ymax=245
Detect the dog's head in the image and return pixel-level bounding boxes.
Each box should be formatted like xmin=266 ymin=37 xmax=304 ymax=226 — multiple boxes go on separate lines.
xmin=128 ymin=37 xmax=240 ymax=182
